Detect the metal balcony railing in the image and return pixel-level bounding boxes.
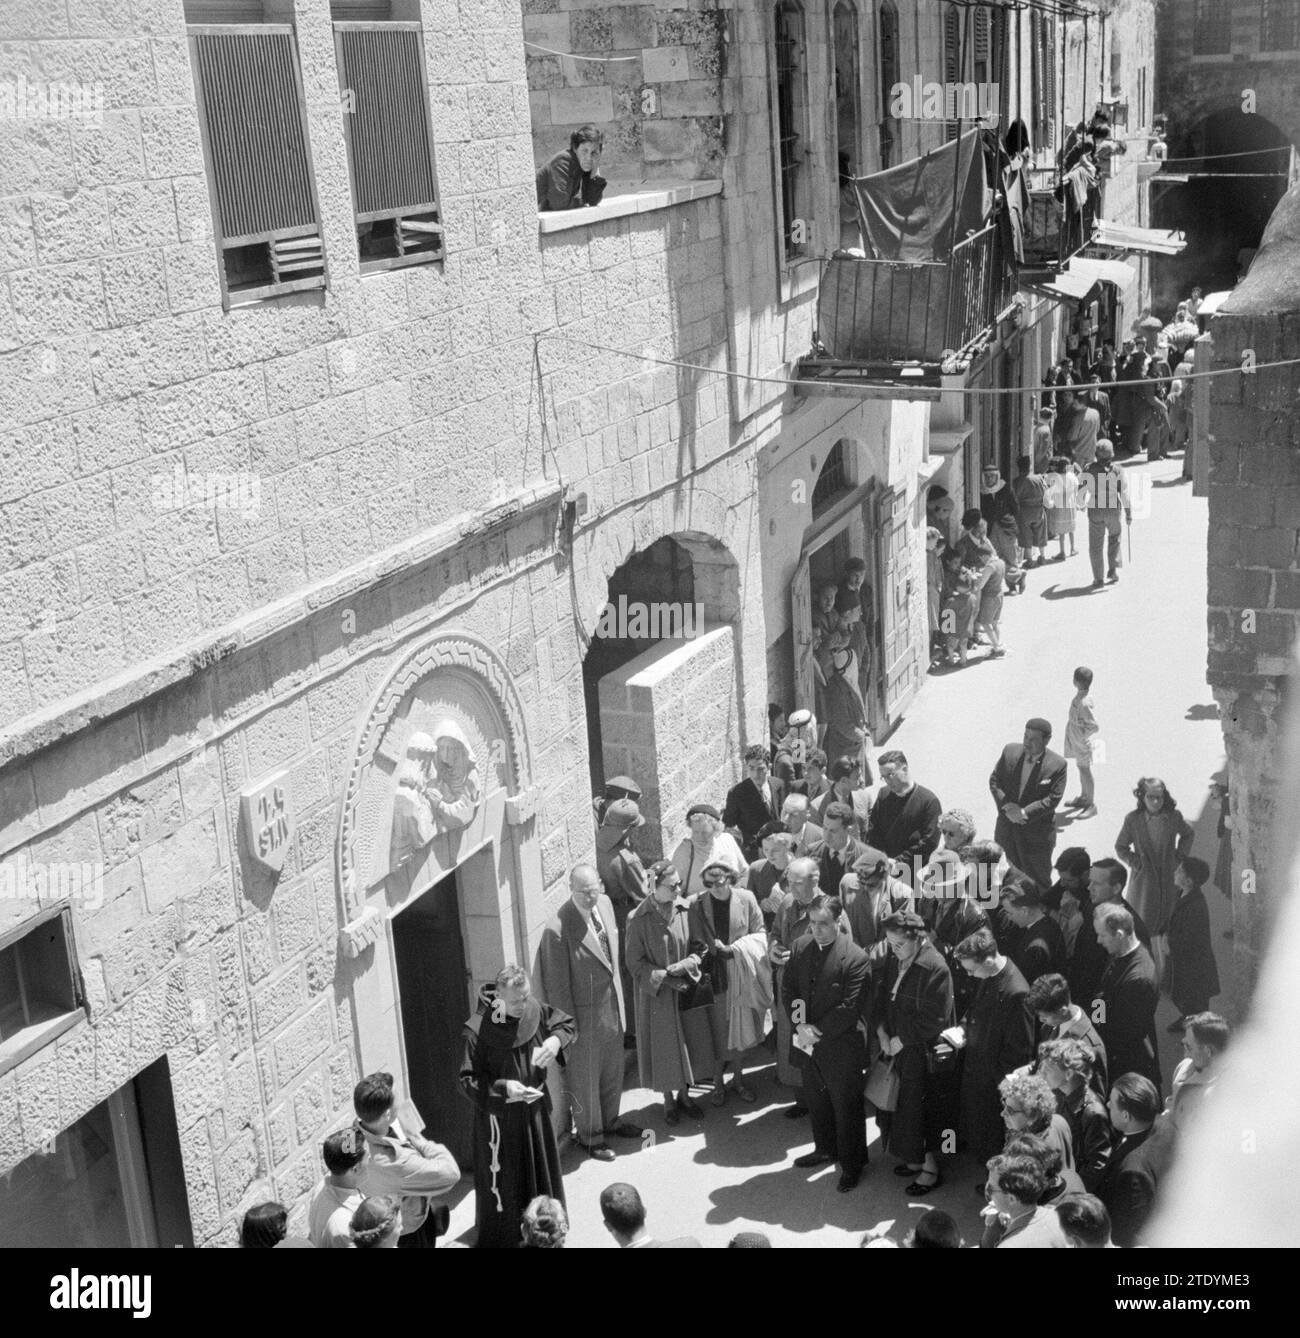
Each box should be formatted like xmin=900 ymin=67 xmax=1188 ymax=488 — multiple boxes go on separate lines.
xmin=802 ymin=220 xmax=1010 ymax=383
xmin=1020 ymin=166 xmax=1093 ymax=271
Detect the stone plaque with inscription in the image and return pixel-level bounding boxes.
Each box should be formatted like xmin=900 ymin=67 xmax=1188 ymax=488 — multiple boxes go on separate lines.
xmin=240 ymin=770 xmax=295 ymax=876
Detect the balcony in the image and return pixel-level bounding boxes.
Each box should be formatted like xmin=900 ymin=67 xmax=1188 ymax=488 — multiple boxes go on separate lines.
xmin=798 ymin=219 xmax=1016 ymax=394
xmin=1019 ymin=167 xmax=1094 ymax=278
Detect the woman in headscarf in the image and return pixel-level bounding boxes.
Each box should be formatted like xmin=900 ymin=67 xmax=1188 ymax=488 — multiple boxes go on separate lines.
xmin=979 ymin=466 xmax=1024 ymax=594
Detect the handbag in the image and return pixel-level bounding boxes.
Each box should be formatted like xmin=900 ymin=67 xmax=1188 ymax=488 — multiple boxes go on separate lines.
xmin=865 ymin=1055 xmax=900 ymax=1112
xmin=678 ymin=965 xmax=715 ymax=1012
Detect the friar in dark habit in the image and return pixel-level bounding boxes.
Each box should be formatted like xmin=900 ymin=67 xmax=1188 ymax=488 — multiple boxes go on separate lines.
xmin=459 ymin=964 xmax=577 ymax=1248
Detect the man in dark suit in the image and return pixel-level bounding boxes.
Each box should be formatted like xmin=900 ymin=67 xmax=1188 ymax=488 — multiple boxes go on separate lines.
xmin=807 ymin=802 xmax=868 ymax=898
xmin=786 ymin=895 xmax=871 ymax=1191
xmin=600 ymin=1183 xmax=701 ymax=1248
xmin=1093 ymin=903 xmax=1161 ymax=1095
xmin=947 ymin=927 xmax=1036 ymax=1164
xmin=989 ymin=718 xmax=1068 ymax=891
xmin=534 ymin=866 xmax=640 ymax=1161
xmin=723 ymin=744 xmax=787 ymax=862
xmin=866 ymin=750 xmax=942 ymax=884
xmin=1001 ymin=879 xmax=1067 ymax=984
xmin=1071 ymin=858 xmax=1152 ymax=1002
xmin=1098 ymin=1073 xmax=1176 ymax=1247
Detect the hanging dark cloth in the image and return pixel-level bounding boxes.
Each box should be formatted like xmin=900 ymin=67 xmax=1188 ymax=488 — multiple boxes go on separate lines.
xmin=851 ymin=128 xmax=993 ymax=262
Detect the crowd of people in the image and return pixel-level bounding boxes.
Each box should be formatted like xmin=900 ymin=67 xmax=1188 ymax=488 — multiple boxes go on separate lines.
xmin=921 ymin=284 xmax=1207 ymax=672
xmin=236 ymin=708 xmax=1232 ymax=1248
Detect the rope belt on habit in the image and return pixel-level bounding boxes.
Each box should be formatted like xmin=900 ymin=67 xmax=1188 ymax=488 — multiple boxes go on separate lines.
xmin=488 ymin=1113 xmax=503 ymax=1213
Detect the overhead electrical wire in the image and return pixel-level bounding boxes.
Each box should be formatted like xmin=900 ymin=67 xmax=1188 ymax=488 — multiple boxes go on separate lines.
xmin=534 ymin=332 xmax=1300 ymax=400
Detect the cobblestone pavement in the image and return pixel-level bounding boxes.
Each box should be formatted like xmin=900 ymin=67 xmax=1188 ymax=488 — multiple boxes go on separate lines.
xmin=444 ymin=455 xmax=1229 ymax=1248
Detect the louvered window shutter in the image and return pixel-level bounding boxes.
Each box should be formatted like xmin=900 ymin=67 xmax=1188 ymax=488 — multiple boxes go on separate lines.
xmin=335 ymin=22 xmax=444 ymax=268
xmin=944 ymin=7 xmax=961 ymax=141
xmin=1043 ymin=18 xmax=1057 ymax=148
xmin=189 ymin=25 xmax=324 ymax=304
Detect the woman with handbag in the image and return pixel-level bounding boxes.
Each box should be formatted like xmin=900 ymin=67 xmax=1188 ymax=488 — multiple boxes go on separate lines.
xmin=873 ymin=911 xmax=956 ymax=1196
xmin=685 ymin=863 xmax=769 ymax=1106
xmin=624 ymin=860 xmax=707 ymax=1125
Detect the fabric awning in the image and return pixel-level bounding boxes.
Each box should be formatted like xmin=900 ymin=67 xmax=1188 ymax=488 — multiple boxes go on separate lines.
xmin=1091 ymin=221 xmax=1188 ymax=255
xmin=1197 ymin=290 xmax=1233 ymax=317
xmin=1025 ymin=256 xmax=1136 ymax=302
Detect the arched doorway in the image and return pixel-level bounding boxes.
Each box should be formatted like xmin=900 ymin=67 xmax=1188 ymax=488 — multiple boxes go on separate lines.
xmin=334 ymin=631 xmax=539 ymax=1170
xmin=1153 ymin=110 xmax=1294 ymax=309
xmin=581 ymin=533 xmax=741 ymax=862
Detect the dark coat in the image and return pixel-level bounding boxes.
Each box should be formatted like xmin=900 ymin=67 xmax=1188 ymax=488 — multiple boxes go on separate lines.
xmin=1069 ymin=896 xmax=1150 ymax=1004
xmin=459 ymin=986 xmax=577 ymax=1249
xmin=1166 ymin=887 xmax=1220 ymax=1014
xmin=784 ymin=932 xmax=870 ymax=1083
xmin=535 ymin=148 xmax=607 ymax=211
xmin=989 ymin=744 xmax=1068 ymax=837
xmin=930 ymin=898 xmax=989 ymax=1017
xmin=1006 ymin=913 xmax=1068 ymax=985
xmin=874 ymin=941 xmax=956 ymax=1164
xmin=865 ymin=784 xmax=942 ymax=870
xmin=806 ymin=834 xmax=870 ymax=901
xmin=1094 ymin=944 xmax=1161 ymax=1091
xmin=1061 ymin=1083 xmax=1113 ymax=1193
xmin=960 ymin=959 xmax=1036 ymax=1160
xmin=723 ymin=775 xmax=787 ymax=860
xmin=1097 ymin=1119 xmax=1178 ymax=1247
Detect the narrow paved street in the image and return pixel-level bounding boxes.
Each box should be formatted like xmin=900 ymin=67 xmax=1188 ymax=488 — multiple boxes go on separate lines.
xmin=443 ymin=457 xmax=1231 ymax=1248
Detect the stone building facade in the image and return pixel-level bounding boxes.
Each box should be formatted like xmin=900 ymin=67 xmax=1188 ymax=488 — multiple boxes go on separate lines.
xmin=1203 ymin=179 xmax=1300 ymax=1007
xmin=0 ymin=0 xmax=935 ymax=1246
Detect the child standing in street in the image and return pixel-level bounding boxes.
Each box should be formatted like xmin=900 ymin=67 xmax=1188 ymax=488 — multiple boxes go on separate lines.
xmin=940 ymin=549 xmax=976 ymax=667
xmin=1044 ymin=455 xmax=1079 ymax=560
xmin=1064 ymin=666 xmax=1099 ymax=817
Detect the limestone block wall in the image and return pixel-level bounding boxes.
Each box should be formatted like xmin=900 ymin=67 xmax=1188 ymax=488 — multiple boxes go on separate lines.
xmin=522 ymin=0 xmax=727 ymax=186
xmin=0 ymin=0 xmax=730 ymax=734
xmin=597 ymin=623 xmax=738 ymax=861
xmin=1203 ymin=185 xmax=1300 ymax=1007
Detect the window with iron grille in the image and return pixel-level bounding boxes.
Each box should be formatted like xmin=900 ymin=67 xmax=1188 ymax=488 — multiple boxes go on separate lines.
xmin=1261 ymin=0 xmax=1300 ymax=50
xmin=1193 ymin=0 xmax=1232 ymax=53
xmin=812 ymin=440 xmax=851 ymax=517
xmin=0 ymin=908 xmax=84 ymax=1079
xmin=188 ymin=21 xmax=326 ymax=307
xmin=878 ymin=0 xmax=900 ymax=168
xmin=833 ymin=3 xmax=862 ymax=175
xmin=773 ymin=2 xmax=811 ymax=261
xmin=335 ymin=20 xmax=444 ymax=272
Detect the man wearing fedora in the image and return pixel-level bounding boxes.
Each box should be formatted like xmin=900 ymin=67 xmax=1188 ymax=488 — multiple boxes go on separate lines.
xmin=534 ymin=865 xmax=642 ymax=1161
xmin=989 ymin=720 xmax=1068 ymax=892
xmin=595 ymin=797 xmax=649 ymax=1045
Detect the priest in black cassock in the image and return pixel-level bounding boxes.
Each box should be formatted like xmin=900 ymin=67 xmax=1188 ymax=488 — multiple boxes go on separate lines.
xmin=460 ymin=965 xmax=577 ymax=1248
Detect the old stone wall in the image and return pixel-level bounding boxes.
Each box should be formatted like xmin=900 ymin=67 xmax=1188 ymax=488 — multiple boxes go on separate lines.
xmin=1204 ymin=180 xmax=1300 ymax=1006
xmin=523 ymin=0 xmax=726 ymax=187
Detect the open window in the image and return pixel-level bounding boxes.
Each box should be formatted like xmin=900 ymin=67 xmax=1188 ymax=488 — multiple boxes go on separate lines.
xmin=0 ymin=907 xmax=85 ymax=1078
xmin=188 ymin=17 xmax=326 ymax=307
xmin=773 ymin=2 xmax=813 ymax=263
xmin=334 ymin=15 xmax=445 ymax=272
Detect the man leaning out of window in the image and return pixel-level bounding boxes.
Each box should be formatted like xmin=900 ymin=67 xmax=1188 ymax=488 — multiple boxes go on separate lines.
xmin=536 ymin=125 xmax=608 ymax=212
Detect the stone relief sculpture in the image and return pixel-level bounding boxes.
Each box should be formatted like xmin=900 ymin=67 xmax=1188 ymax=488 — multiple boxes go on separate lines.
xmin=388 ymin=719 xmax=482 ymax=871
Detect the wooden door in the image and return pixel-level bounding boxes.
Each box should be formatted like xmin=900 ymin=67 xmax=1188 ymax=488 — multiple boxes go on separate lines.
xmin=393 ymin=871 xmax=474 ymax=1169
xmin=875 ymin=486 xmax=922 ymax=727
